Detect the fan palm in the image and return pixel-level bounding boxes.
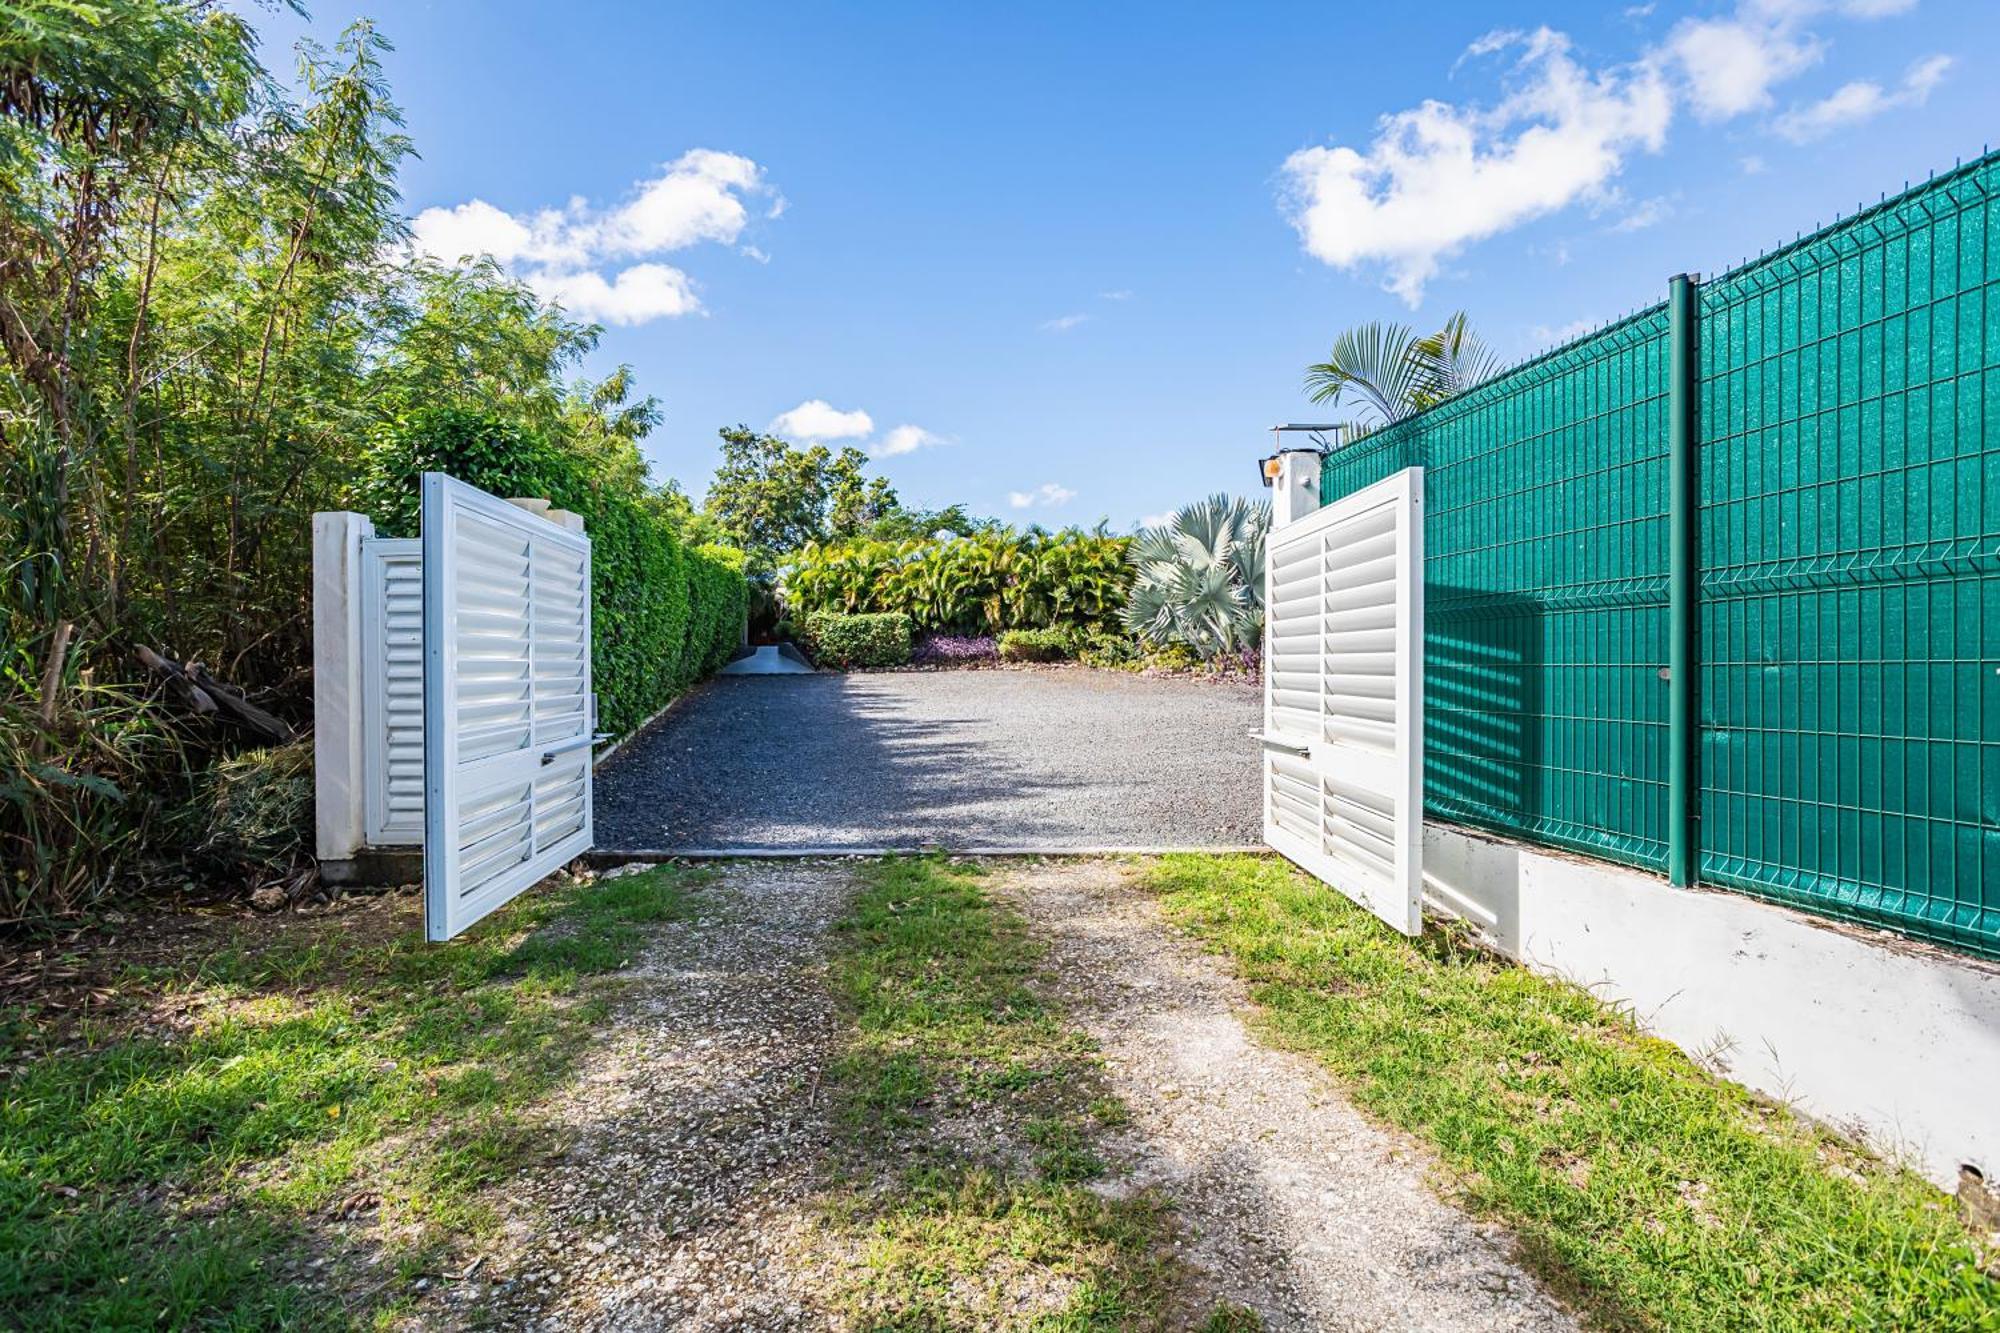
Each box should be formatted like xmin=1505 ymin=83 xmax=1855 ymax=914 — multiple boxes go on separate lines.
xmin=1304 ymin=311 xmax=1500 ymax=424
xmin=1123 ymin=494 xmax=1271 ymax=656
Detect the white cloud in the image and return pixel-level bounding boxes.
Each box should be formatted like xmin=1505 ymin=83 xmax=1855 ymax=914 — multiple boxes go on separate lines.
xmin=592 ymin=149 xmax=765 ymax=255
xmin=1773 ymin=53 xmax=1951 ymax=142
xmin=873 ymin=424 xmax=944 ymax=458
xmin=1137 ymin=512 xmax=1173 ymax=530
xmin=409 ymin=198 xmax=535 ymax=263
xmin=1100 ymin=289 xmax=1133 ymax=301
xmin=1535 ymin=239 xmax=1574 ymax=266
xmin=1662 ymin=13 xmax=1822 ymax=121
xmin=1740 ymin=153 xmax=1769 ymax=174
xmin=770 ymin=399 xmax=874 ymax=442
xmin=1280 ymin=28 xmax=1671 ymax=305
xmin=1661 ymin=0 xmax=1925 ymax=123
xmin=1009 ymin=483 xmax=1076 ymax=509
xmin=1279 ymin=2 xmax=1930 ymax=304
xmin=1041 ymin=312 xmax=1090 ymax=332
xmin=1610 ymin=195 xmax=1673 ymax=231
xmin=408 ymin=149 xmax=775 ymax=327
xmin=530 ymin=264 xmax=700 ymax=325
xmin=1531 ymin=316 xmax=1601 ymax=346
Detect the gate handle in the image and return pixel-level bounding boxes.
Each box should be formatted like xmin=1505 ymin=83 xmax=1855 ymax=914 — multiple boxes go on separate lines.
xmin=1249 ymin=732 xmax=1311 ymax=758
xmin=540 ymin=733 xmax=608 ymax=765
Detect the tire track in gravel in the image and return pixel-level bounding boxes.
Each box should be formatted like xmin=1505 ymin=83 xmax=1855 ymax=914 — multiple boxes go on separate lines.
xmin=995 ymin=858 xmax=1583 ymax=1333
xmin=419 ymin=862 xmax=856 ymax=1332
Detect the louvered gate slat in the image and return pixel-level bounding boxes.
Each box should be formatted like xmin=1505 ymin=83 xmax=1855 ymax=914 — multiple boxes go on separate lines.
xmin=1261 ymin=467 xmax=1424 ymax=935
xmin=361 ymin=538 xmax=424 ymax=844
xmin=423 ymin=474 xmax=594 ymax=942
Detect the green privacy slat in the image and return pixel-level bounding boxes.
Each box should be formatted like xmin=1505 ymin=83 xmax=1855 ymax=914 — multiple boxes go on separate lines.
xmin=1695 ymin=155 xmax=1998 ymax=957
xmin=1321 ymin=306 xmax=1676 ymax=872
xmin=1319 ymin=150 xmax=2000 ymax=958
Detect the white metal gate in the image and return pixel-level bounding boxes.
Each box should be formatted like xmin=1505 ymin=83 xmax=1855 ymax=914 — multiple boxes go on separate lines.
xmin=1261 ymin=466 xmax=1425 ymax=935
xmin=360 ymin=537 xmax=424 ymax=845
xmin=422 ymin=473 xmax=595 ymax=942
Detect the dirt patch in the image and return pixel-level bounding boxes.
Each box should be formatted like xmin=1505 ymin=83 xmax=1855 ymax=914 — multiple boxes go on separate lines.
xmin=413 ymin=861 xmax=856 ymax=1330
xmin=0 ymin=888 xmax=421 ymax=1052
xmin=993 ymin=858 xmax=1581 ymax=1332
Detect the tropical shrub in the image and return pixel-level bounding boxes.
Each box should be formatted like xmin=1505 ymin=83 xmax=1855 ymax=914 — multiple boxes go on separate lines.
xmin=1123 ymin=495 xmax=1270 ymax=659
xmin=997 ymin=628 xmax=1075 ymax=663
xmin=0 ymin=13 xmax=742 ymax=911
xmin=1075 ymin=631 xmax=1143 ymax=670
xmin=362 ymin=408 xmax=748 ymax=736
xmin=185 ymin=743 xmax=314 ymax=891
xmin=911 ymin=635 xmax=998 ymax=667
xmin=804 ymin=612 xmax=913 ymax=671
xmin=783 ymin=528 xmax=1131 ymax=636
xmin=0 ymin=662 xmax=185 ymax=921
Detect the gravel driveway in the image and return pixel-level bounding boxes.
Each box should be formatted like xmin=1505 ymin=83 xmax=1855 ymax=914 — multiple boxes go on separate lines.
xmin=593 ymin=668 xmax=1263 ymax=852
xmin=997 ymin=861 xmax=1580 ymax=1332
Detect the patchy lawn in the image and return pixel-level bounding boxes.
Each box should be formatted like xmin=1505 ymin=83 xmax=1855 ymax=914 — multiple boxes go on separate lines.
xmin=818 ymin=856 xmax=1253 ymax=1329
xmin=0 ymin=865 xmax=704 ymax=1331
xmin=1143 ymin=854 xmax=2000 ymax=1332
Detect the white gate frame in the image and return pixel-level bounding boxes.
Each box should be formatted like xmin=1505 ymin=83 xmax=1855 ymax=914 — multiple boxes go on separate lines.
xmin=312 ymin=495 xmax=589 ymax=894
xmin=360 ymin=537 xmax=424 ymax=845
xmin=1260 ymin=455 xmax=1425 ymax=935
xmin=422 ymin=473 xmax=596 ymax=942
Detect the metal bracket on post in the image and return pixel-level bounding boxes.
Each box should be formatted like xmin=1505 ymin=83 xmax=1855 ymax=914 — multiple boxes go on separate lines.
xmin=1667 ymin=273 xmax=1699 ymax=887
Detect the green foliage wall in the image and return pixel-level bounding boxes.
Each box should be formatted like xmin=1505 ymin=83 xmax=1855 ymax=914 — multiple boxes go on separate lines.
xmin=363 ymin=408 xmax=747 ymax=737
xmin=783 ymin=530 xmax=1131 ymax=636
xmin=802 ymin=611 xmax=912 ymax=670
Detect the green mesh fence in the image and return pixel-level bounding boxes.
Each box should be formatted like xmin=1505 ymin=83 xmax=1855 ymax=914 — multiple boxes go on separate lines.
xmin=1319 ymin=308 xmax=1674 ymax=871
xmin=1319 ymin=151 xmax=1999 ymax=957
xmin=1695 ymin=159 xmax=1999 ymax=954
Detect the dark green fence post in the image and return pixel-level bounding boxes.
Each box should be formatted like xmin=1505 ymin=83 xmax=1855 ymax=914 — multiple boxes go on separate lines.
xmin=1667 ymin=273 xmax=1698 ymax=887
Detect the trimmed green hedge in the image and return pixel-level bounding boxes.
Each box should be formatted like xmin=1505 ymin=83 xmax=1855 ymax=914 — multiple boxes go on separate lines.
xmin=783 ymin=529 xmax=1131 ymax=636
xmin=804 ymin=610 xmax=911 ymax=670
xmin=360 ymin=407 xmax=747 ymax=737
xmin=996 ymin=627 xmax=1074 ymax=663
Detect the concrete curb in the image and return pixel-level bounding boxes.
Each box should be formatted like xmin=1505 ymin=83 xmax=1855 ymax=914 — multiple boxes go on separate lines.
xmin=586 ymin=845 xmax=1272 ymax=864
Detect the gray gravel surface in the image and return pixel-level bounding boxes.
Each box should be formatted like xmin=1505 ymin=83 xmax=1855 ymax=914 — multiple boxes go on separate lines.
xmin=996 ymin=860 xmax=1582 ymax=1333
xmin=407 ymin=858 xmax=1583 ymax=1331
xmin=594 ymin=668 xmax=1262 ymax=851
xmin=420 ymin=861 xmax=855 ymax=1331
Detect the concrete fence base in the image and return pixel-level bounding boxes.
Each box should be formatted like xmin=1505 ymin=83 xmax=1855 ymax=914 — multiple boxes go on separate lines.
xmin=1423 ymin=821 xmax=2000 ymax=1194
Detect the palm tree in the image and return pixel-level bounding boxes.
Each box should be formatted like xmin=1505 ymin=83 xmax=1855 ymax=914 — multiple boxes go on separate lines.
xmin=1303 ymin=311 xmax=1502 ymax=424
xmin=1123 ymin=495 xmax=1270 ymax=657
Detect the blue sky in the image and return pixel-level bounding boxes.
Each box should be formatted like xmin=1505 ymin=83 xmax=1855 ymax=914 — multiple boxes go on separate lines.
xmin=252 ymin=0 xmax=1998 ymax=529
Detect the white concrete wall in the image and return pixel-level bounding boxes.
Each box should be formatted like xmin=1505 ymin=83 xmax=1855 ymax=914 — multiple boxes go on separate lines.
xmin=1270 ymin=448 xmax=1322 ymax=527
xmin=1423 ymin=822 xmax=2000 ymax=1192
xmin=311 ymin=512 xmax=373 ymax=862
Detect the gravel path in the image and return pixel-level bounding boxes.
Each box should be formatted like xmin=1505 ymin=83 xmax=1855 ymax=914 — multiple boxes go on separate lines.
xmin=594 ymin=668 xmax=1262 ymax=852
xmin=421 ymin=862 xmax=855 ymax=1331
xmin=995 ymin=859 xmax=1582 ymax=1333
xmin=409 ymin=857 xmax=1579 ymax=1330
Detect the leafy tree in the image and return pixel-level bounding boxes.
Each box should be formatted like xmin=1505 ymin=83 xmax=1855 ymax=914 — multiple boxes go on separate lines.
xmin=701 ymin=426 xmax=901 ymax=566
xmin=0 ymin=3 xmax=743 ymax=907
xmin=1303 ymin=311 xmax=1501 ymax=424
xmin=861 ymin=501 xmax=997 ymax=542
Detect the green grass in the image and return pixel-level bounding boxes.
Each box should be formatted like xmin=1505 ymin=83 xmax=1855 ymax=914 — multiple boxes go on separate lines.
xmin=1143 ymin=853 xmax=2000 ymax=1332
xmin=0 ymin=866 xmax=703 ymax=1330
xmin=821 ymin=856 xmax=1248 ymax=1330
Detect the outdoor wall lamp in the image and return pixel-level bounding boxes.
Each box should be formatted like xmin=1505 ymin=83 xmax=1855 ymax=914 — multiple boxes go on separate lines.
xmin=1259 ymin=423 xmax=1343 ymax=488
